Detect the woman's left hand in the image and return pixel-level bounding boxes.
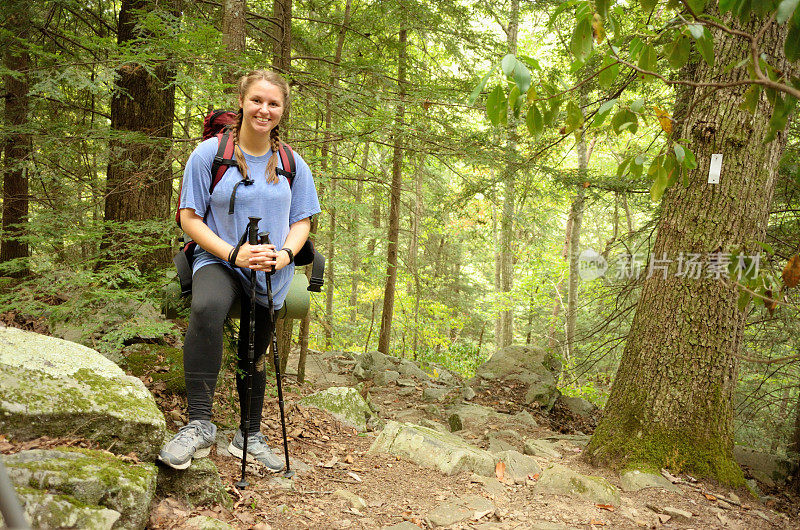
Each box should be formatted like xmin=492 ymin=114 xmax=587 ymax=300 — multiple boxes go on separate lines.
xmin=247 ymin=244 xmax=291 ymax=271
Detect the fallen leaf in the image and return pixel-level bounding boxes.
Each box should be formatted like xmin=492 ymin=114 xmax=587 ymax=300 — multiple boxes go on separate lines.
xmin=590 ymin=519 xmax=606 ymax=526
xmin=495 ymin=460 xmax=506 ymax=482
xmin=344 ymin=454 xmax=355 ymax=464
xmin=596 ymin=504 xmax=615 ymax=511
xmin=320 ymin=455 xmax=338 ymax=468
xmin=347 ymin=471 xmax=362 ymax=482
xmin=704 ymin=493 xmax=717 ymax=501
xmin=782 ymin=255 xmax=800 ymax=288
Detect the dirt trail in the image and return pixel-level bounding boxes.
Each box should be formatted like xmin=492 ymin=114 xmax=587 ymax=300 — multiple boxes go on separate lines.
xmin=147 ymin=348 xmax=798 ymax=530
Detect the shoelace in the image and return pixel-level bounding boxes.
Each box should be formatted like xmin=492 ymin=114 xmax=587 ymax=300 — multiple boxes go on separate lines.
xmin=174 ymin=423 xmax=204 ymax=447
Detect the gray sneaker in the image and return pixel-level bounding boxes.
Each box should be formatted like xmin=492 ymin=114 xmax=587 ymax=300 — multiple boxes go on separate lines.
xmin=158 ymin=420 xmax=216 ymax=470
xmin=227 ymin=429 xmax=285 ymax=472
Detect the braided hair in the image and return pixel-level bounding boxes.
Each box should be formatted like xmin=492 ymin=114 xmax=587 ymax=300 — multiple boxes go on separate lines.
xmin=231 ymin=69 xmax=290 ymax=185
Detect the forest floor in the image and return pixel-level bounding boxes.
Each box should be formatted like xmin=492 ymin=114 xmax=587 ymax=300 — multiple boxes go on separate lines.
xmin=3 ymin=308 xmax=798 ymax=530
xmin=143 ymin=346 xmax=800 ymax=530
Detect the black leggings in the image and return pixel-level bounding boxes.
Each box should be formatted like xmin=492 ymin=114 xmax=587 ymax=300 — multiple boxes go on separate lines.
xmin=183 ymin=263 xmax=273 ymax=433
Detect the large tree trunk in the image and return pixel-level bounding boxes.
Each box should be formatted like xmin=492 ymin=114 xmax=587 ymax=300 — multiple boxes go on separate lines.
xmin=586 ymin=15 xmax=791 ymax=484
xmin=104 ymin=0 xmax=176 ymax=270
xmin=0 ymin=0 xmax=31 ymax=277
xmin=497 ymin=0 xmax=519 ymax=349
xmin=377 ymin=28 xmax=407 ymax=354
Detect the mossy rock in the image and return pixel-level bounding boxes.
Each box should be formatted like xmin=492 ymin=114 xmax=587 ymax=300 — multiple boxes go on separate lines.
xmin=0 ymin=327 xmax=166 ymax=461
xmin=157 ymin=457 xmax=231 ymax=508
xmin=4 ymin=447 xmax=157 ymax=529
xmin=2 ymin=488 xmax=121 ymax=530
xmin=299 ymin=387 xmax=375 ymax=432
xmin=120 ymin=343 xmax=186 ymax=394
xmin=534 ymin=463 xmax=621 ymax=505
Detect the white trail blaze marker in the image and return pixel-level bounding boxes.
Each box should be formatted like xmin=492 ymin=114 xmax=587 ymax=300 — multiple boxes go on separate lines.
xmin=708 ymin=153 xmax=723 ymax=184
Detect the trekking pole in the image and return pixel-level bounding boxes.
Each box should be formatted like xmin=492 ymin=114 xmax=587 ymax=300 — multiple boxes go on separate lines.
xmin=0 ymin=458 xmax=29 ymax=529
xmin=260 ymin=231 xmax=295 ymax=479
xmin=236 ymin=216 xmax=261 ymax=490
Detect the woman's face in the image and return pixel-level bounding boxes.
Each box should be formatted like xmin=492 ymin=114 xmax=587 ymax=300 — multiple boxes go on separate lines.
xmin=238 ymin=80 xmax=285 ymax=138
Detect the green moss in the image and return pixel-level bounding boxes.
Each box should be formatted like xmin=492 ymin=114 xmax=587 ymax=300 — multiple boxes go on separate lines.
xmin=7 ymin=448 xmax=154 ymax=489
xmin=587 ymin=421 xmax=744 ymax=486
xmin=119 ymin=345 xmax=185 ymax=394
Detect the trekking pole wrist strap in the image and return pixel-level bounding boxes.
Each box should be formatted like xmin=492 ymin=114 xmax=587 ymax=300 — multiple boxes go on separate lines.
xmin=227 ymin=246 xmax=239 ymax=267
xmin=228 ymin=228 xmax=250 ymax=267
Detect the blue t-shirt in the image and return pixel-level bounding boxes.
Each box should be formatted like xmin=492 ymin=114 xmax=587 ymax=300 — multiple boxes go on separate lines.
xmin=179 ymin=137 xmax=321 ymax=308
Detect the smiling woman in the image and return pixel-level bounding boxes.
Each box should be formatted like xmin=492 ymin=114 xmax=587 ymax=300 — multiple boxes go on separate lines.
xmin=159 ymin=70 xmax=320 ymax=474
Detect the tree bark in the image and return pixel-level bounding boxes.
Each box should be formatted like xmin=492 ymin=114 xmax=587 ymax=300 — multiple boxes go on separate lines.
xmin=0 ymin=0 xmax=31 ymax=277
xmin=497 ymin=0 xmax=519 ymax=349
xmin=272 ymin=0 xmax=291 ymax=74
xmin=222 ymin=0 xmax=246 ymax=87
xmin=586 ymin=15 xmax=791 ymax=484
xmin=104 ymin=0 xmax=176 ymax=270
xmin=377 ymin=28 xmax=407 ymax=354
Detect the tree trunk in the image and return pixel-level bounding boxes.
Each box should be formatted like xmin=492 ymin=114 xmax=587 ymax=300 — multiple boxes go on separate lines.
xmin=0 ymin=0 xmax=31 ymax=277
xmin=104 ymin=0 xmax=176 ymax=270
xmin=566 ymin=121 xmax=588 ymax=362
xmin=586 ymin=16 xmax=791 ymax=484
xmin=222 ymin=0 xmax=246 ymax=87
xmin=350 ymin=139 xmax=369 ymax=323
xmin=272 ymin=0 xmax=292 ymax=74
xmin=320 ymin=0 xmax=352 ymax=349
xmin=377 ymin=28 xmax=407 ymax=354
xmin=497 ymin=0 xmax=519 ymax=349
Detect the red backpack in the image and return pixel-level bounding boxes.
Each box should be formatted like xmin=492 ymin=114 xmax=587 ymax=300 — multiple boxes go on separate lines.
xmin=172 ymin=110 xmax=323 ymax=297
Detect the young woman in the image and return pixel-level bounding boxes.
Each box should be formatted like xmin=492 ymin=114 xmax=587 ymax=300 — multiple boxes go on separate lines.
xmin=159 ymin=70 xmax=320 ymax=471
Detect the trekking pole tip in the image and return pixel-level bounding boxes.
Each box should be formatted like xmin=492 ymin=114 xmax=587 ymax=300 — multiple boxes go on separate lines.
xmin=235 ymin=479 xmax=249 ymax=489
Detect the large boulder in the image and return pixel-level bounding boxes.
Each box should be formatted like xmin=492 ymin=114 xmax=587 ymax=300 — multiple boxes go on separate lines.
xmin=299 ymin=386 xmax=375 ymax=432
xmin=4 ymin=447 xmax=158 ymax=529
xmin=368 ymin=421 xmax=496 ymax=476
xmin=0 ymin=327 xmax=166 ymax=461
xmin=473 ymin=344 xmax=561 ymax=409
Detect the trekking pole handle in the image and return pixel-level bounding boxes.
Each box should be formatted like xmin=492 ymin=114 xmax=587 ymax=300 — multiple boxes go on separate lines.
xmin=258 ymin=232 xmax=275 ymax=272
xmin=247 ymin=217 xmax=260 ymax=246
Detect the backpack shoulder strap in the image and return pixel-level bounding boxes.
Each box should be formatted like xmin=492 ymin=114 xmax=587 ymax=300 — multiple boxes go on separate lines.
xmin=210 ymin=129 xmax=238 ymax=194
xmin=275 ymin=142 xmax=297 ymax=187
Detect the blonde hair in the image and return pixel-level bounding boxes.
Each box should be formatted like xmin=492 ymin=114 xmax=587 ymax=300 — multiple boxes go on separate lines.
xmin=231 ymin=69 xmax=290 ymax=184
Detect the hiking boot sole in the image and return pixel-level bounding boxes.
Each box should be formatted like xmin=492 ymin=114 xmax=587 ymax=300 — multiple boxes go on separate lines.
xmin=227 ymin=442 xmax=285 ymax=473
xmin=158 ymin=446 xmax=211 ymax=470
